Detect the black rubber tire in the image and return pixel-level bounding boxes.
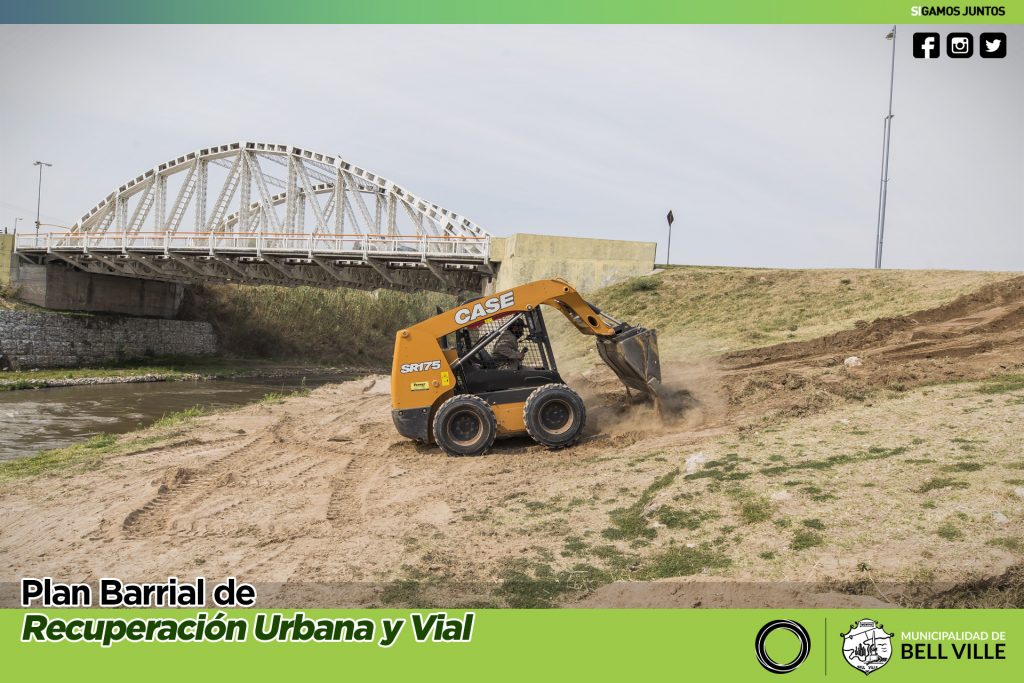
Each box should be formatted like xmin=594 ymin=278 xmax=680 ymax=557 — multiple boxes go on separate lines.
xmin=523 ymin=384 xmax=586 ymax=450
xmin=432 ymin=394 xmax=498 ymax=457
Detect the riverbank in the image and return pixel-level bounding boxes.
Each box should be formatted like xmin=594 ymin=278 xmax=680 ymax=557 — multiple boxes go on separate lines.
xmin=0 ymin=359 xmax=381 ymax=391
xmin=0 ymin=373 xmax=354 ymax=461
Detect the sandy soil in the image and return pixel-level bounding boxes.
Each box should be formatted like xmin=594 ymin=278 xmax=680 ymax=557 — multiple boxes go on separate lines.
xmin=1 ymin=276 xmax=1022 ymax=607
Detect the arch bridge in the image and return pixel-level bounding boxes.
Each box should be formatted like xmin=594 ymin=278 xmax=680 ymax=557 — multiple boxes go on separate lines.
xmin=15 ymin=142 xmax=493 ymax=294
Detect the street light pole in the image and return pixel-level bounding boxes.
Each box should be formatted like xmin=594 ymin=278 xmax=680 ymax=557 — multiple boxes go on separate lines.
xmin=34 ymin=160 xmax=53 ymax=241
xmin=875 ymin=26 xmax=896 ymax=269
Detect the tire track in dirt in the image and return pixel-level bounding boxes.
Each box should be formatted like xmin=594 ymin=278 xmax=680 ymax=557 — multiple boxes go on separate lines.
xmin=120 ymin=430 xmax=278 ymax=538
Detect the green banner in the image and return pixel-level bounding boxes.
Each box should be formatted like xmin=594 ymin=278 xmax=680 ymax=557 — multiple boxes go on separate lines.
xmin=4 ymin=608 xmax=1022 ymax=681
xmin=0 ymin=0 xmax=1021 ymax=24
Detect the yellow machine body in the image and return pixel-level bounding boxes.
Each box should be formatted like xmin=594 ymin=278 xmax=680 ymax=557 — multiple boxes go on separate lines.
xmin=390 ymin=278 xmax=661 ymax=445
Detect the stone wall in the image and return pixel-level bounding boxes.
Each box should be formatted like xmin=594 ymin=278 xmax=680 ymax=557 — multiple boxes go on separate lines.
xmin=0 ymin=310 xmax=217 ymax=369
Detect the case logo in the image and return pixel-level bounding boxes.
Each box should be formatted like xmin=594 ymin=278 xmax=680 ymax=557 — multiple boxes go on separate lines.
xmin=454 ymin=291 xmax=515 ymax=325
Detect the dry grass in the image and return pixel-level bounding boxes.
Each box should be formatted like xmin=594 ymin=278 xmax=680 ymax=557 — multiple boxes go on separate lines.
xmin=0 ymin=286 xmax=34 ymax=311
xmin=550 ymin=266 xmax=1013 ymax=373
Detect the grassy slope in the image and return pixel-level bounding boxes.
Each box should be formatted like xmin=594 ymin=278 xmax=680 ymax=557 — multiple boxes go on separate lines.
xmin=551 ymin=266 xmax=1015 ymax=374
xmin=181 ymin=284 xmax=454 ymax=366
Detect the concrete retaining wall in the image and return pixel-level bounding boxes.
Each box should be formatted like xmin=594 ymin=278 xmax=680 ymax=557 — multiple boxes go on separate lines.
xmin=13 ymin=263 xmax=184 ymax=318
xmin=0 ymin=310 xmax=217 ymax=369
xmin=487 ymin=233 xmax=656 ymax=294
xmin=0 ymin=235 xmax=13 ymax=287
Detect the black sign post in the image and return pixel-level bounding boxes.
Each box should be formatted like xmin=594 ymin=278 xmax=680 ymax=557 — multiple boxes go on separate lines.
xmin=665 ymin=210 xmax=675 ymax=266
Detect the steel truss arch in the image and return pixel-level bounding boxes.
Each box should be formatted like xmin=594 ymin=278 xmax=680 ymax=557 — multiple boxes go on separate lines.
xmin=19 ymin=142 xmax=495 ymax=295
xmin=73 ymin=141 xmax=490 ymax=248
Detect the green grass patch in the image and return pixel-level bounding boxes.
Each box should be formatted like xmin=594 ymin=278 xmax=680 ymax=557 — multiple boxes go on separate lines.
xmin=800 ymin=485 xmax=838 ymax=501
xmin=684 ymin=454 xmax=750 ymax=482
xmin=976 ymin=374 xmax=1024 ymax=395
xmin=562 ymin=537 xmax=589 ymax=557
xmin=260 ymin=387 xmax=310 ymax=405
xmin=760 ymin=446 xmax=906 ymax=477
xmin=943 ymin=461 xmax=985 ymax=473
xmin=937 ymin=522 xmax=964 ymax=541
xmin=495 ymin=559 xmax=615 ymax=608
xmin=379 ymin=579 xmax=422 ymax=607
xmin=0 ymin=379 xmax=35 ymax=391
xmin=602 ymin=469 xmax=679 ymax=541
xmin=637 ymin=545 xmax=731 ymax=579
xmin=0 ymin=433 xmax=118 ymax=482
xmin=739 ymin=497 xmax=774 ymax=524
xmin=801 ymin=518 xmax=826 ymax=530
xmin=791 ymin=530 xmax=824 ymax=550
xmin=916 ymin=477 xmax=970 ymax=494
xmin=656 ymin=506 xmax=719 ymax=530
xmin=152 ymin=405 xmax=207 ymax=429
xmin=986 ymin=537 xmax=1023 ymax=552
xmin=624 ymin=276 xmax=661 ymax=293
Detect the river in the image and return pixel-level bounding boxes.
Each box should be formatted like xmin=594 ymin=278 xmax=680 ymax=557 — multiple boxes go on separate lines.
xmin=0 ymin=374 xmax=355 ymax=461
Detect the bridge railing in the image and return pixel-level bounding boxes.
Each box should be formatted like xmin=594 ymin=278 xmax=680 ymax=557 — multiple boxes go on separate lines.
xmin=16 ymin=231 xmax=490 ymax=259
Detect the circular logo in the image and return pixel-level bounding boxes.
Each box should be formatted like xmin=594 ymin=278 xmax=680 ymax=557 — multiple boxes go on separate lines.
xmin=755 ymin=620 xmax=811 ymax=674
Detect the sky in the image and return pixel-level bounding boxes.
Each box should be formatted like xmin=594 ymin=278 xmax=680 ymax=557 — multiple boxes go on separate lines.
xmin=0 ymin=24 xmax=1021 ymax=271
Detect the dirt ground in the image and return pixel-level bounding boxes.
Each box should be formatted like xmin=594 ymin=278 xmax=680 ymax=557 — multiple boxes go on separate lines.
xmin=1 ymin=276 xmax=1022 ymax=607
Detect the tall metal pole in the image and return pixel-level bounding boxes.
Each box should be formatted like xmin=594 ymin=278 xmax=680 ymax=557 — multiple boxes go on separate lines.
xmin=666 ymin=222 xmax=672 ymax=266
xmin=33 ymin=160 xmax=53 ymax=242
xmin=875 ymin=27 xmax=896 ymax=269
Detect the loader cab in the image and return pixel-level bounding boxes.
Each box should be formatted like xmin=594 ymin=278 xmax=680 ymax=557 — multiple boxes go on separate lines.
xmin=451 ymin=308 xmax=563 ymax=396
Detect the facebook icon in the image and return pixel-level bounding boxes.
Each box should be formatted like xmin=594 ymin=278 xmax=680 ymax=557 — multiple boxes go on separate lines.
xmin=913 ymin=32 xmax=940 ymax=58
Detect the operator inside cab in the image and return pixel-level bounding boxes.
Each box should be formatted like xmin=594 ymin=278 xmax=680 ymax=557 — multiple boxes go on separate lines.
xmin=491 ymin=318 xmax=527 ymax=369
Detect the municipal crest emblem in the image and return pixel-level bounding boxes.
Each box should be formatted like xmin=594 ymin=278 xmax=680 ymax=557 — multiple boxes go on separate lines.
xmin=841 ymin=619 xmax=893 ymax=675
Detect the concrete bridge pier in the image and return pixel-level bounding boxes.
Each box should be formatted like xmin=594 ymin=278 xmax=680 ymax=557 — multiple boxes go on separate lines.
xmin=2 ymin=236 xmax=183 ymax=318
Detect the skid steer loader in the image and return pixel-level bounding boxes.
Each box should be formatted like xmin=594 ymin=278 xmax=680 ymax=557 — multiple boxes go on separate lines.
xmin=391 ymin=278 xmax=661 ymax=456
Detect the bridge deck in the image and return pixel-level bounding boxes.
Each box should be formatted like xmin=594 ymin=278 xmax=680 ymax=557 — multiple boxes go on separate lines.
xmin=15 ymin=232 xmax=492 ymax=294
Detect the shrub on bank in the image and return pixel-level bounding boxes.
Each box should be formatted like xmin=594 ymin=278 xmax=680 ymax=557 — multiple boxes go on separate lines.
xmin=182 ymin=285 xmax=454 ymax=367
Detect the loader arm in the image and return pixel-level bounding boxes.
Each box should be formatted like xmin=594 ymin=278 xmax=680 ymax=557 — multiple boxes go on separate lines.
xmin=391 ymin=279 xmax=662 ymax=440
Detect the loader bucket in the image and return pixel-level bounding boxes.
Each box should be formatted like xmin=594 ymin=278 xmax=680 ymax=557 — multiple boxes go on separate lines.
xmin=596 ymin=326 xmax=663 ymax=405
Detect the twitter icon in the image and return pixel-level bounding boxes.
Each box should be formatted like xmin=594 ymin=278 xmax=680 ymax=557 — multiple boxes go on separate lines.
xmin=980 ymin=32 xmax=1007 ymax=58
